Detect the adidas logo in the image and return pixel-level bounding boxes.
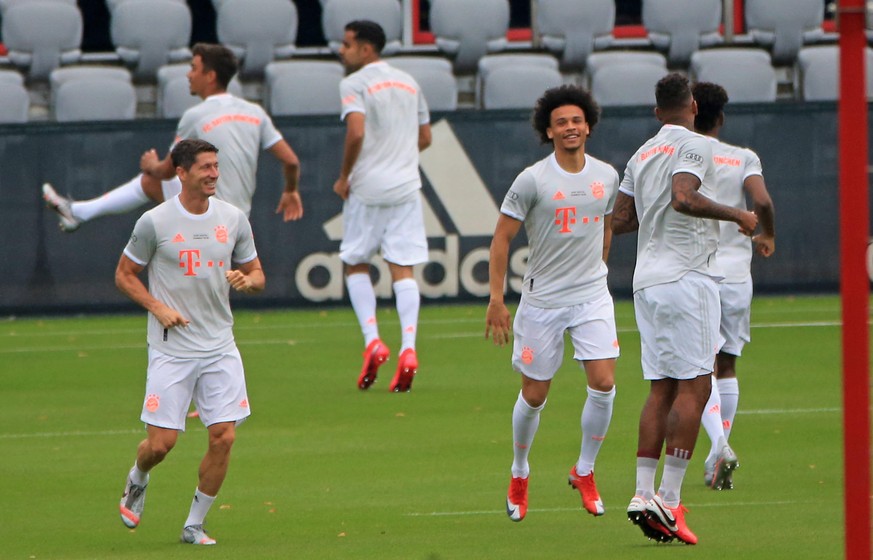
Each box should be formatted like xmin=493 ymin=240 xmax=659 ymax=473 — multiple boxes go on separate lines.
xmin=295 ymin=120 xmax=529 ymax=302
xmin=172 ymin=233 xmax=185 ymax=243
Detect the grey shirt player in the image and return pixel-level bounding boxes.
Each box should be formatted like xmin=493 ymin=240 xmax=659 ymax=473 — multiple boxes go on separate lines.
xmin=123 ymin=195 xmax=258 ymax=358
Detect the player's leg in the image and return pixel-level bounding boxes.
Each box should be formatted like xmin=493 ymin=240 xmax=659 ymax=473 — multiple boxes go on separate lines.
xmin=716 ymin=352 xmax=740 ymax=440
xmin=120 ymin=425 xmax=179 ymax=529
xmin=717 ymin=279 xmax=751 ymax=442
xmin=700 ymin=374 xmax=727 ymax=485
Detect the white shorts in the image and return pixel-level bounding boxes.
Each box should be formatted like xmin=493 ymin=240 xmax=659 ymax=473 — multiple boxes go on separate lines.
xmin=511 ymin=290 xmax=620 ymax=381
xmin=634 ymin=272 xmax=720 ymax=380
xmin=141 ymin=347 xmax=251 ymax=430
xmin=339 ymin=194 xmax=428 ymax=266
xmin=159 ymin=175 xmax=182 ymax=201
xmin=719 ymin=278 xmax=752 ymax=356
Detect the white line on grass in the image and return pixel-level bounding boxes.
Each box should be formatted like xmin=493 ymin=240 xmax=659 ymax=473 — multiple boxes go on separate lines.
xmin=0 ymin=428 xmax=142 ymax=440
xmin=406 ymin=500 xmax=801 ymax=517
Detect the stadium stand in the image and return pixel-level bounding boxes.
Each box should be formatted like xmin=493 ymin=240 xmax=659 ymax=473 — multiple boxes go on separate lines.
xmin=322 ymin=0 xmax=403 ymax=56
xmin=795 ymin=45 xmax=873 ymax=101
xmin=2 ymin=1 xmax=83 ymax=80
xmin=745 ymin=0 xmax=825 ymax=66
xmin=263 ymin=60 xmax=344 ymax=116
xmin=535 ymin=0 xmax=615 ymax=71
xmin=110 ymin=0 xmax=192 ymax=81
xmin=0 ymin=69 xmax=29 ymax=123
xmin=215 ymin=0 xmax=297 ymax=79
xmin=387 ymin=56 xmax=458 ymax=112
xmin=642 ymin=0 xmax=723 ymax=67
xmin=429 ymin=0 xmax=510 ymax=74
xmin=690 ymin=48 xmax=777 ymax=102
xmin=51 ymin=67 xmax=136 ymax=121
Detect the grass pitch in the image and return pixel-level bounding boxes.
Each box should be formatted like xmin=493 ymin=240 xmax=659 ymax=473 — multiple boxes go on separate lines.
xmin=0 ymin=295 xmax=847 ymax=559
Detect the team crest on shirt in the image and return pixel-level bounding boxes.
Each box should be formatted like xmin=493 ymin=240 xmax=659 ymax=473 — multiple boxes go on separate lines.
xmin=590 ymin=181 xmax=605 ymax=200
xmin=215 ymin=225 xmax=228 ymax=244
xmin=145 ymin=394 xmax=160 ymax=412
xmin=521 ymin=346 xmax=534 ymax=365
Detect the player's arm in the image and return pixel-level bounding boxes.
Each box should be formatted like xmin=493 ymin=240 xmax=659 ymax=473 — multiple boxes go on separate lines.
xmin=140 ymin=149 xmax=176 ymax=180
xmin=115 ymin=254 xmax=189 ymax=328
xmin=269 ymin=139 xmax=303 ymax=222
xmin=333 ymin=112 xmax=365 ymax=200
xmin=611 ymin=192 xmax=638 ymax=235
xmin=226 ymin=257 xmax=265 ymax=294
xmin=744 ymin=174 xmax=776 ymax=257
xmin=671 ymin=172 xmax=757 ymax=235
xmin=602 ymin=214 xmax=613 ymax=263
xmin=418 ymin=123 xmax=432 ymax=151
xmin=486 ymin=214 xmax=522 ymax=346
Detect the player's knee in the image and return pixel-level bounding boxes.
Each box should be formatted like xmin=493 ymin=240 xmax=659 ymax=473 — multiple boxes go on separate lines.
xmin=208 ymin=425 xmax=236 ymax=453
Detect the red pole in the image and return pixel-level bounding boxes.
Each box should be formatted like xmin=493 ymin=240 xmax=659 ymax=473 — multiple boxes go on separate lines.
xmin=838 ymin=1 xmax=871 ymax=559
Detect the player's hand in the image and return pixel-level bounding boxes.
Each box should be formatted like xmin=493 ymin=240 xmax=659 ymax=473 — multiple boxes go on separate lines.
xmin=276 ymin=190 xmax=303 ymax=222
xmin=153 ymin=303 xmax=189 ymax=329
xmin=333 ymin=177 xmax=350 ymax=200
xmin=226 ymin=269 xmax=256 ymax=293
xmin=485 ymin=301 xmax=512 ymax=346
xmin=737 ymin=210 xmax=758 ymax=236
xmin=753 ymin=233 xmax=775 ymax=257
xmin=140 ymin=149 xmax=161 ymax=176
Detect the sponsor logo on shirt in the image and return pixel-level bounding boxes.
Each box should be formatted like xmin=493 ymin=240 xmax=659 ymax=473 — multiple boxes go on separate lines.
xmin=555 ymin=207 xmax=577 ymax=233
xmin=172 ymin=233 xmax=186 ymax=243
xmin=178 ymin=249 xmax=224 ymax=277
xmin=684 ymin=152 xmax=704 ymax=164
xmin=552 ymin=190 xmax=566 ymax=200
xmin=639 ymin=144 xmax=675 ymax=160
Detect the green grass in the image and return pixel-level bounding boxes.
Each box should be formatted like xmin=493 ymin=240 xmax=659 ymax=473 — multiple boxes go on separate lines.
xmin=0 ymin=295 xmax=849 ymax=559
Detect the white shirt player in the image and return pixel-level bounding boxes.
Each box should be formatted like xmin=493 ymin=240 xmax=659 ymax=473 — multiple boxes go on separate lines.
xmin=123 ymin=196 xmax=258 ymax=358
xmin=501 ymin=152 xmax=619 ymax=308
xmin=340 ymin=61 xmax=430 ymax=205
xmin=619 ymin=124 xmax=721 ymax=292
xmin=173 ymin=93 xmax=284 ymax=217
xmin=708 ymin=137 xmax=763 ymax=284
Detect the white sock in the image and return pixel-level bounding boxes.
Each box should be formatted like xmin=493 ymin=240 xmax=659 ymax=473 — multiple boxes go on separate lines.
xmin=70 ymin=174 xmax=150 ymax=222
xmin=659 ymin=455 xmax=689 ymax=507
xmin=576 ymin=386 xmax=615 ymax=475
xmin=183 ymin=488 xmax=216 ymax=528
xmin=128 ymin=462 xmax=149 ymax=486
xmin=700 ymin=376 xmax=726 ymax=466
xmin=511 ymin=391 xmax=545 ymax=478
xmin=717 ymin=377 xmax=740 ymax=441
xmin=393 ymin=278 xmax=420 ymax=352
xmin=346 ymin=273 xmax=379 ymax=345
xmin=635 ymin=457 xmax=659 ymax=500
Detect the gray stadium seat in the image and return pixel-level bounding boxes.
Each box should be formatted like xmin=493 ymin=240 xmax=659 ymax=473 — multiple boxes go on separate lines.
xmin=476 ymin=53 xmax=559 ymax=107
xmin=795 ymin=45 xmax=873 ymax=101
xmin=745 ymin=0 xmax=824 ymax=66
xmin=53 ymin=75 xmax=137 ymax=122
xmin=322 ymin=0 xmax=403 ymax=56
xmin=49 ymin=66 xmax=133 ymax=114
xmin=156 ymin=63 xmax=243 ymax=119
xmin=263 ymin=60 xmax=344 ymax=116
xmin=690 ymin=49 xmax=777 ymax=103
xmin=430 ymin=0 xmax=510 ymax=73
xmin=216 ymin=0 xmax=297 ymax=79
xmin=0 ymin=70 xmax=29 ymax=123
xmin=589 ymin=62 xmax=665 ymax=107
xmin=1 ymin=1 xmax=82 ymax=80
xmin=105 ymin=0 xmax=186 ymax=11
xmin=481 ymin=65 xmax=563 ymax=110
xmin=0 ymin=0 xmax=76 ymax=14
xmin=642 ymin=0 xmax=722 ymax=67
xmin=387 ymin=56 xmax=458 ymax=112
xmin=110 ymin=0 xmax=192 ymax=81
xmin=582 ymin=50 xmax=666 ymax=90
xmin=535 ymin=0 xmax=614 ymax=71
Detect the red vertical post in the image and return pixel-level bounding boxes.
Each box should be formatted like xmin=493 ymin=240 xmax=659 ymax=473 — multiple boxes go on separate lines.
xmin=838 ymin=1 xmax=871 ymax=559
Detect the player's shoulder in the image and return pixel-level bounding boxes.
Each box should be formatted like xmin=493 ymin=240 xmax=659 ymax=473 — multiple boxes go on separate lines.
xmin=585 ymin=153 xmax=620 ymax=177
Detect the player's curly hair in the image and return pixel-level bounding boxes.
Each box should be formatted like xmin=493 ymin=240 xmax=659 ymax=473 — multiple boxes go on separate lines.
xmin=693 ymin=81 xmax=729 ymax=133
xmin=655 ymin=72 xmax=692 ymax=111
xmin=531 ymin=85 xmax=600 ymax=144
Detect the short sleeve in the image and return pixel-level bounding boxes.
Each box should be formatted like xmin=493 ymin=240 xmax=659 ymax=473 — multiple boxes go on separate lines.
xmin=673 ymin=135 xmax=712 ymax=181
xmin=618 ymin=158 xmax=636 ymax=197
xmin=231 ymin=211 xmax=258 ymax=265
xmin=339 ymin=76 xmax=365 ymax=122
xmin=417 ymin=86 xmax=430 ymax=125
xmin=605 ymin=167 xmax=620 ymax=214
xmin=742 ymin=148 xmax=763 ymax=181
xmin=123 ymin=213 xmax=157 ymax=266
xmin=171 ymin=109 xmax=199 ymax=150
xmin=259 ymin=110 xmax=283 ymax=151
xmin=500 ymin=168 xmax=537 ymax=222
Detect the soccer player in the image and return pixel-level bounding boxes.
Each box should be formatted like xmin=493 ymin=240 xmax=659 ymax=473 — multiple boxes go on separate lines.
xmin=486 ymin=85 xmax=619 ymax=522
xmin=693 ymin=81 xmax=776 ymax=491
xmin=332 ymin=20 xmax=431 ymax=392
xmin=611 ymin=73 xmax=757 ymax=545
xmin=115 ymin=139 xmax=264 ymax=545
xmin=43 ymin=43 xmax=302 ymax=229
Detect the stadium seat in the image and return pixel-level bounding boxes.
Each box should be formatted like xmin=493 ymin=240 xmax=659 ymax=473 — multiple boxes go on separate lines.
xmin=535 ymin=0 xmax=614 ymax=71
xmin=429 ymin=0 xmax=510 ymax=74
xmin=476 ymin=53 xmax=559 ymax=107
xmin=480 ymin=64 xmax=563 ymax=110
xmin=589 ymin=61 xmax=665 ymax=107
xmin=745 ymin=0 xmax=824 ymax=66
xmin=795 ymin=45 xmax=873 ymax=101
xmin=110 ymin=0 xmax=192 ymax=81
xmin=0 ymin=70 xmax=29 ymax=123
xmin=387 ymin=56 xmax=458 ymax=112
xmin=1 ymin=1 xmax=82 ymax=80
xmin=322 ymin=0 xmax=403 ymax=56
xmin=582 ymin=50 xmax=667 ymax=90
xmin=52 ymin=70 xmax=137 ymax=122
xmin=215 ymin=0 xmax=297 ymax=79
xmin=0 ymin=0 xmax=75 ymax=13
xmin=690 ymin=49 xmax=777 ymax=103
xmin=263 ymin=60 xmax=344 ymax=116
xmin=642 ymin=0 xmax=722 ymax=67
xmin=104 ymin=0 xmax=186 ymax=11
xmin=156 ymin=63 xmax=243 ymax=119
xmin=49 ymin=65 xmax=132 ymax=113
